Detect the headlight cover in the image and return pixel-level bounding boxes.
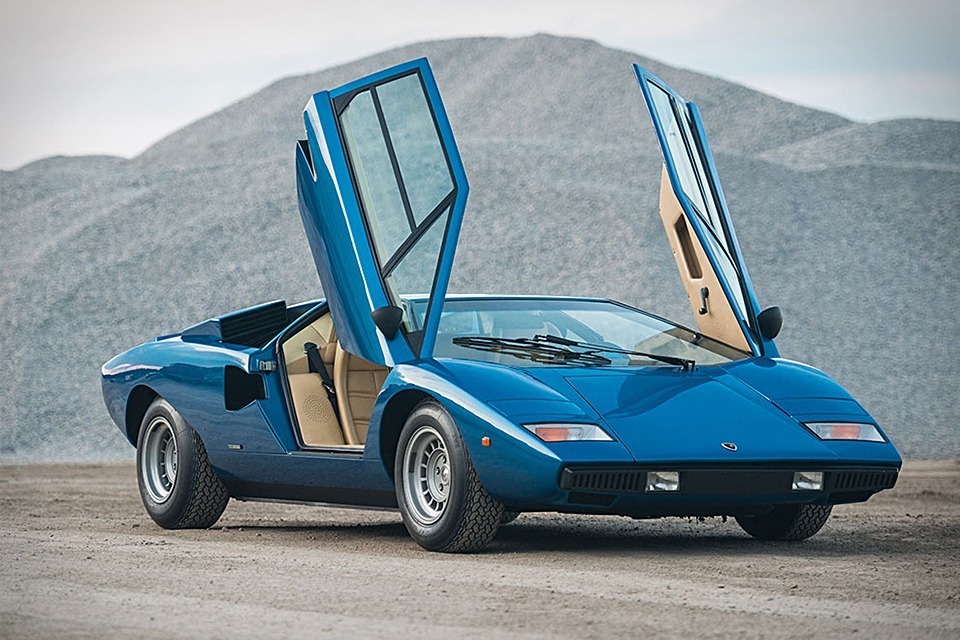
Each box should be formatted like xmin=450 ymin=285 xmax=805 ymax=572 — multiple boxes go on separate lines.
xmin=803 ymin=422 xmax=885 ymax=442
xmin=522 ymin=423 xmax=614 ymax=442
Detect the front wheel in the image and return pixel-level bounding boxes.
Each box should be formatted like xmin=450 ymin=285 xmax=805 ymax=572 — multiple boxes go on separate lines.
xmin=137 ymin=398 xmax=229 ymax=529
xmin=395 ymin=401 xmax=503 ymax=552
xmin=736 ymin=504 xmax=832 ymax=541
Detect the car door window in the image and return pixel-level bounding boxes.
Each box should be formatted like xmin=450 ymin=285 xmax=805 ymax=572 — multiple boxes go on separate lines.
xmin=377 ymin=74 xmax=454 ymax=225
xmin=337 ymin=69 xmax=459 ymax=347
xmin=646 ymin=82 xmax=728 ymax=253
xmin=340 ymin=91 xmax=412 ymax=261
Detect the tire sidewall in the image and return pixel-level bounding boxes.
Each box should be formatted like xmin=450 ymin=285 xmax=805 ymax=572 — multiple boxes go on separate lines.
xmin=394 ymin=401 xmax=471 ymax=550
xmin=136 ymin=398 xmax=200 ymax=528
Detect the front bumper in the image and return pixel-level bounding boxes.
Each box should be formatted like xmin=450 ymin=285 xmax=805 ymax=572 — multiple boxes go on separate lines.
xmin=552 ymin=465 xmax=899 ymax=516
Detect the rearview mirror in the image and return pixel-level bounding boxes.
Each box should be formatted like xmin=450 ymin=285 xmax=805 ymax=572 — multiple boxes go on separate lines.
xmin=758 ymin=306 xmax=783 ymax=340
xmin=371 ymin=305 xmax=404 ymax=340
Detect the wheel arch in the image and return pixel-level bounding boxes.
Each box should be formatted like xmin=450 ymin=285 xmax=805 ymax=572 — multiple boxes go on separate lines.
xmin=378 ymin=389 xmax=434 ymax=482
xmin=372 ymin=364 xmax=565 ymax=507
xmin=125 ymin=385 xmax=160 ymax=445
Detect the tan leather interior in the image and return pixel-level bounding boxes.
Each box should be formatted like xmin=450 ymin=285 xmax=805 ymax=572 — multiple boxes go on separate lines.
xmin=334 ymin=344 xmax=389 ymax=445
xmin=658 ymin=166 xmax=751 ymax=352
xmin=287 ymin=373 xmax=343 ymax=446
xmin=282 ymin=312 xmax=389 ymax=448
xmin=282 ymin=314 xmax=336 ymax=375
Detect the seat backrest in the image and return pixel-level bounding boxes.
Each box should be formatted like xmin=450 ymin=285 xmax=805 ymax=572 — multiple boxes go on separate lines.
xmin=334 ymin=344 xmax=389 ymax=445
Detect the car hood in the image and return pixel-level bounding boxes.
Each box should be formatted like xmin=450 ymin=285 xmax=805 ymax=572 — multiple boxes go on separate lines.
xmin=438 ymin=357 xmax=892 ymax=465
xmin=548 ymin=360 xmax=850 ymax=464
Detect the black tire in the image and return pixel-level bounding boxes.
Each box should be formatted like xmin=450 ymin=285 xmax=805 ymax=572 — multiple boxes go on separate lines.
xmin=500 ymin=511 xmax=521 ymax=525
xmin=736 ymin=504 xmax=832 ymax=541
xmin=136 ymin=398 xmax=229 ymax=529
xmin=394 ymin=400 xmax=503 ymax=552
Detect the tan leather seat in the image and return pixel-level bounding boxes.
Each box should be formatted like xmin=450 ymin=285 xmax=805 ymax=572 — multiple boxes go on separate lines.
xmin=334 ymin=344 xmax=389 ymax=445
xmin=285 ymin=324 xmax=343 ymax=447
xmin=287 ymin=373 xmax=343 ymax=446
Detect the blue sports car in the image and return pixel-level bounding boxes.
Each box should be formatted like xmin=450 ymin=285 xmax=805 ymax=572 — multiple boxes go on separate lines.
xmin=101 ymin=58 xmax=901 ymax=552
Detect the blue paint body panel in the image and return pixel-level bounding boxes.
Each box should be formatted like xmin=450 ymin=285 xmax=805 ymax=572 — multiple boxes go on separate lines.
xmin=101 ymin=59 xmax=901 ymax=520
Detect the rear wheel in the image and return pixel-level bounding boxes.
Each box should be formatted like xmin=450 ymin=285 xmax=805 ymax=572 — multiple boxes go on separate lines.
xmin=136 ymin=398 xmax=229 ymax=529
xmin=736 ymin=504 xmax=832 ymax=541
xmin=395 ymin=401 xmax=503 ymax=552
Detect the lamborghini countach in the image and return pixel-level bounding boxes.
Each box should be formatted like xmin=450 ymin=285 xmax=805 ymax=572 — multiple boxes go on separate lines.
xmin=101 ymin=58 xmax=901 ymax=552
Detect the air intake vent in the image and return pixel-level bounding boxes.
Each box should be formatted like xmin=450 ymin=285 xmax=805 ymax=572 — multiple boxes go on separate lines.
xmin=219 ymin=300 xmax=288 ymax=348
xmin=827 ymin=470 xmax=898 ymax=492
xmin=560 ymin=468 xmax=647 ymax=494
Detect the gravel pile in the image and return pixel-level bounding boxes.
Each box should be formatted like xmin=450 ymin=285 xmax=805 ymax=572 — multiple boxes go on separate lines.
xmin=2 ymin=34 xmax=957 ymax=461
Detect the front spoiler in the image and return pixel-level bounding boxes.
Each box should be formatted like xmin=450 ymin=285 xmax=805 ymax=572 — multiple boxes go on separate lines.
xmin=527 ymin=465 xmax=900 ymax=517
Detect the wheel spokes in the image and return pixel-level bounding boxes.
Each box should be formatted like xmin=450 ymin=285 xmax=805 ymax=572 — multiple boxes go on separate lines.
xmin=140 ymin=417 xmax=178 ymax=504
xmin=402 ymin=426 xmax=451 ymax=526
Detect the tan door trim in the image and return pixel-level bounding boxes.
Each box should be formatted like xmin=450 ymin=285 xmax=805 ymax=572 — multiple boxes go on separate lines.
xmin=658 ymin=166 xmax=751 ymax=352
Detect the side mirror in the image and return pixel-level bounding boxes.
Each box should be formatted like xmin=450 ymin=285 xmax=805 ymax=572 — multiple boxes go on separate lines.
xmin=371 ymin=305 xmax=404 ymax=340
xmin=757 ymin=306 xmax=783 ymax=340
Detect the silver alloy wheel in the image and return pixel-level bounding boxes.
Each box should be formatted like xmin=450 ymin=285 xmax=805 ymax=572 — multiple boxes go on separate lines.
xmin=402 ymin=425 xmax=451 ymax=526
xmin=140 ymin=416 xmax=178 ymax=503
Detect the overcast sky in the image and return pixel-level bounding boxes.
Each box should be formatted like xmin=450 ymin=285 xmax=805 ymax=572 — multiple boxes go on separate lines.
xmin=1 ymin=0 xmax=957 ymax=170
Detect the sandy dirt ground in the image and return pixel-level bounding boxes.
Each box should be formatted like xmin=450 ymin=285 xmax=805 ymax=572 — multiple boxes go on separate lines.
xmin=1 ymin=460 xmax=958 ymax=639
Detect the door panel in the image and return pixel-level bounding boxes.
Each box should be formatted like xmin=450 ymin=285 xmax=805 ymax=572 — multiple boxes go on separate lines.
xmin=635 ymin=65 xmax=761 ymax=354
xmin=658 ymin=168 xmax=751 ymax=352
xmin=296 ymin=58 xmax=468 ymax=365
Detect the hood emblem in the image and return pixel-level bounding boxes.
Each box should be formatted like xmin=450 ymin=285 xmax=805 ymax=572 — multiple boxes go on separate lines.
xmin=721 ymin=442 xmax=738 ymax=452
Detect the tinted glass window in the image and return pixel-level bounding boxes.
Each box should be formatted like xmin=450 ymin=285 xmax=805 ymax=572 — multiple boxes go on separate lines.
xmin=647 ymin=82 xmax=728 ymax=251
xmin=385 ymin=210 xmax=449 ymax=332
xmin=648 ymin=84 xmax=709 ymax=221
xmin=676 ymin=105 xmax=725 ymax=235
xmin=340 ymin=90 xmax=409 ymax=261
xmin=378 ymin=74 xmax=453 ymax=225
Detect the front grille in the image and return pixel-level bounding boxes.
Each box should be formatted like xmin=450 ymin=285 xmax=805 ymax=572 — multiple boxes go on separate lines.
xmin=560 ymin=469 xmax=646 ymax=493
xmin=560 ymin=466 xmax=899 ymax=495
xmin=827 ymin=470 xmax=898 ymax=492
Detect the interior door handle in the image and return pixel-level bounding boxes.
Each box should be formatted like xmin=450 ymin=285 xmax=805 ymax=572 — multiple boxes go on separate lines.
xmin=698 ymin=287 xmax=709 ymax=315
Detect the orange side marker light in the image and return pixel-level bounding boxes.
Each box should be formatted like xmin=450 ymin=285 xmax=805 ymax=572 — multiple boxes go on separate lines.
xmin=481 ymin=436 xmax=491 ymax=447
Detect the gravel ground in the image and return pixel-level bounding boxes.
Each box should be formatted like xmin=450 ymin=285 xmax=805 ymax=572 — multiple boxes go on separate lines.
xmin=1 ymin=460 xmax=958 ymax=639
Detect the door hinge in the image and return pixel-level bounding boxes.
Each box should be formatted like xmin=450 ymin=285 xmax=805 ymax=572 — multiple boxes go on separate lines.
xmin=257 ymin=360 xmax=277 ymax=372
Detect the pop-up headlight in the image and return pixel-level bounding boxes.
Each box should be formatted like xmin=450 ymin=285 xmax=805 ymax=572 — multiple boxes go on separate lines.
xmin=522 ymin=423 xmax=613 ymax=442
xmin=804 ymin=422 xmax=884 ymax=442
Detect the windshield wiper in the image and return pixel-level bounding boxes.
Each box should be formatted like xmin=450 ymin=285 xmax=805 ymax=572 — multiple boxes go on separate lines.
xmin=451 ymin=335 xmax=696 ymax=371
xmin=533 ymin=334 xmax=696 ymax=371
xmin=451 ymin=336 xmax=613 ymax=366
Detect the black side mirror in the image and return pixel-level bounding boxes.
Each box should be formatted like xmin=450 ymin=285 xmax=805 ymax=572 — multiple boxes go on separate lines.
xmin=757 ymin=306 xmax=783 ymax=340
xmin=371 ymin=305 xmax=404 ymax=340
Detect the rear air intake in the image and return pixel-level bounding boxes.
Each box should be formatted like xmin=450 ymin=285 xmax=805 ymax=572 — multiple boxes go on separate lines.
xmin=219 ymin=300 xmax=288 ymax=347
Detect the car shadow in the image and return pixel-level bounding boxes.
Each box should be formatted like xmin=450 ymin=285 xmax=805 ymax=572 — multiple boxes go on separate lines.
xmin=214 ymin=514 xmax=916 ymax=558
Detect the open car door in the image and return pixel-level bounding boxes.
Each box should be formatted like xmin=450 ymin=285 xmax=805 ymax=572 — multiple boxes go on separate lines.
xmin=634 ymin=65 xmax=768 ymax=355
xmin=296 ymin=58 xmax=468 ymax=366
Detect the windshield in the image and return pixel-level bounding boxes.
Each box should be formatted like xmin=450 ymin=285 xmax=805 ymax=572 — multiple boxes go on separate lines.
xmin=410 ymin=298 xmax=748 ymax=368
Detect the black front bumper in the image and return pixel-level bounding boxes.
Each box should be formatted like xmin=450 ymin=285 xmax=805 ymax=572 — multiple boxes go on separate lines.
xmin=558 ymin=465 xmax=899 ymax=511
